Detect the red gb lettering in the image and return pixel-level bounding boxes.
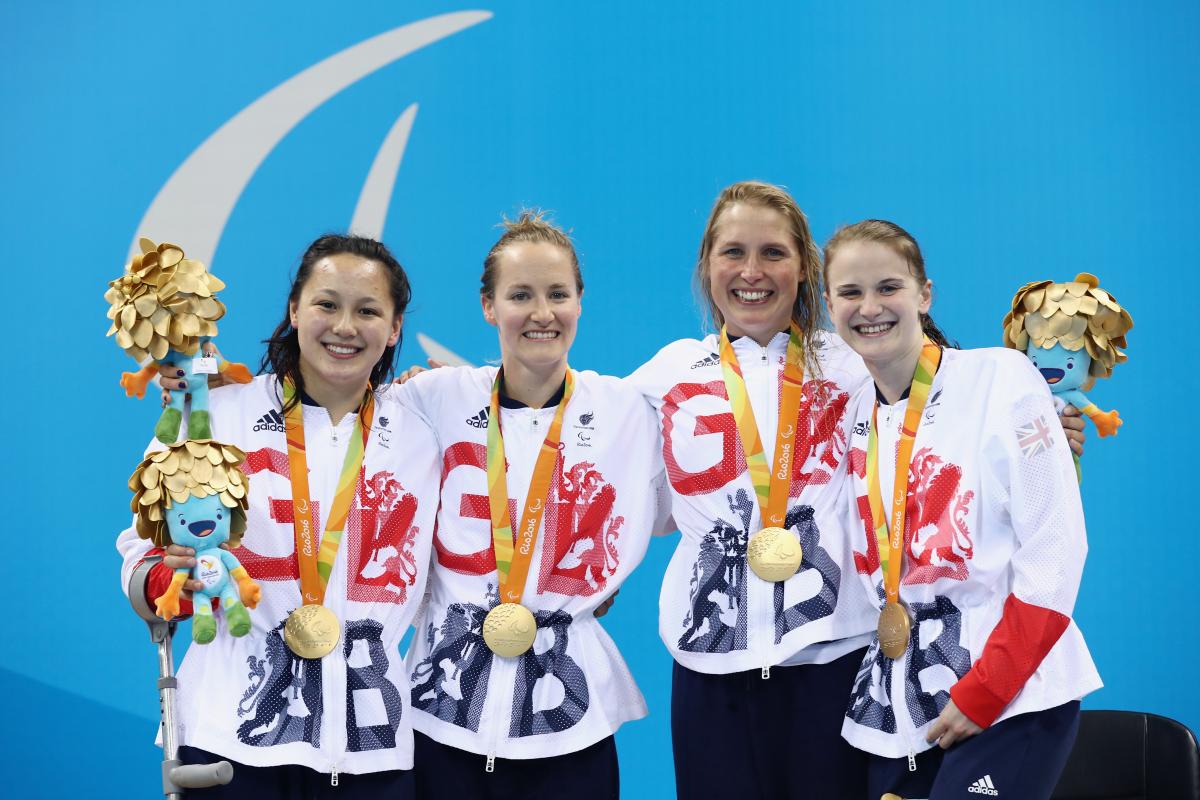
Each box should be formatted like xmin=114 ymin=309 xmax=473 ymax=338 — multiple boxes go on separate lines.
xmin=234 ymin=446 xmax=301 ymax=581
xmin=435 ymin=441 xmax=517 ymax=576
xmin=661 ymin=380 xmax=744 ymax=496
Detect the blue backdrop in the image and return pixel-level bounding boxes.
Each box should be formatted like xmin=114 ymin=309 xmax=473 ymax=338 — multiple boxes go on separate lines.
xmin=3 ymin=2 xmax=1195 ymax=797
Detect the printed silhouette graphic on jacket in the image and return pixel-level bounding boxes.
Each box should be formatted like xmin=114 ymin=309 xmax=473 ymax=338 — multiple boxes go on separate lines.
xmin=678 ymin=489 xmax=752 ymax=653
xmin=411 ymin=585 xmax=591 ymax=737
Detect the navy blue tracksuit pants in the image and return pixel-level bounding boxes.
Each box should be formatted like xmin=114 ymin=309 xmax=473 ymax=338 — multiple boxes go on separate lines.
xmin=413 ymin=730 xmax=619 ymax=800
xmin=868 ymin=700 xmax=1081 ymax=800
xmin=177 ymin=745 xmax=415 ymax=799
xmin=672 ymin=647 xmax=870 ymax=800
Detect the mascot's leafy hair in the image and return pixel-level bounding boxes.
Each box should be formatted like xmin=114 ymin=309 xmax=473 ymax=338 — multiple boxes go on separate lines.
xmin=128 ymin=439 xmax=250 ymax=548
xmin=1002 ymin=272 xmax=1132 ymax=380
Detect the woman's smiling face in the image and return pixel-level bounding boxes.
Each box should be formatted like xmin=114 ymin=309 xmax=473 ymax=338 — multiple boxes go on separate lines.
xmin=824 ymin=240 xmax=931 ymax=366
xmin=482 ymin=241 xmax=582 ymax=375
xmin=706 ymin=202 xmax=802 ymax=344
xmin=289 ymin=252 xmax=401 ymax=399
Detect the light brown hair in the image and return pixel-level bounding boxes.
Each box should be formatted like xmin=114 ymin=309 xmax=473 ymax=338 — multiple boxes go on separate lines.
xmin=823 ymin=219 xmax=954 ymax=348
xmin=480 ymin=210 xmax=583 ymax=298
xmin=695 ymin=181 xmax=825 ymax=368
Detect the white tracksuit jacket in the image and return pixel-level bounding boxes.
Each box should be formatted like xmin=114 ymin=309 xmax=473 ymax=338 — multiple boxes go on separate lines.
xmin=840 ymin=347 xmax=1102 ymax=759
xmin=393 ymin=366 xmax=669 ymax=760
xmin=117 ymin=375 xmax=440 ymax=774
xmin=628 ymin=330 xmax=879 ymax=675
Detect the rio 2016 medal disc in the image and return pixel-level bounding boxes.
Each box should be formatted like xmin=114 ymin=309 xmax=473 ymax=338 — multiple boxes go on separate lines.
xmin=284 ymin=604 xmax=341 ymax=659
xmin=483 ymin=602 xmax=537 ymax=658
xmin=878 ymin=601 xmax=912 ymax=659
xmin=746 ymin=526 xmax=803 ymax=583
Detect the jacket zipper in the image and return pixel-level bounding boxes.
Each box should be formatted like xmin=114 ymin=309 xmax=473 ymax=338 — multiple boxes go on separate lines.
xmin=322 ymin=413 xmax=350 ymax=784
xmin=755 ymin=342 xmax=772 ymax=678
xmin=483 ymin=650 xmax=516 ymax=771
xmin=891 ymin=647 xmax=918 ymax=771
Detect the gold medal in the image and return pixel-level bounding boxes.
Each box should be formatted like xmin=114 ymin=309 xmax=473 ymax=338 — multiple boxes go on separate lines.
xmin=877 ymin=601 xmax=912 ymax=659
xmin=284 ymin=604 xmax=341 ymax=659
xmin=746 ymin=526 xmax=803 ymax=583
xmin=483 ymin=602 xmax=537 ymax=658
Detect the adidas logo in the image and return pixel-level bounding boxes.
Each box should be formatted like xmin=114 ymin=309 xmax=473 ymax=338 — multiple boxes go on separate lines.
xmin=253 ymin=409 xmax=285 ymax=432
xmin=968 ymin=775 xmax=998 ymax=795
xmin=466 ymin=407 xmax=489 ymax=429
xmin=691 ymin=353 xmax=721 ymax=370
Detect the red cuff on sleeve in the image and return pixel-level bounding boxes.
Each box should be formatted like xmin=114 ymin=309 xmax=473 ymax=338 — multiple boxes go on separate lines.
xmin=950 ymin=594 xmax=1071 ymax=728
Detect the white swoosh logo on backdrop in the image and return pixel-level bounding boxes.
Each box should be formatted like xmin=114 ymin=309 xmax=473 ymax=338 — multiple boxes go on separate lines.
xmin=351 ymin=103 xmax=420 ymax=239
xmin=130 ymin=10 xmax=492 ymax=264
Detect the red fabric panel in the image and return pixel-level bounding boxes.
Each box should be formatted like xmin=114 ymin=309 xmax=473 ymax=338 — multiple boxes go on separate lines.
xmin=950 ymin=594 xmax=1070 ymax=727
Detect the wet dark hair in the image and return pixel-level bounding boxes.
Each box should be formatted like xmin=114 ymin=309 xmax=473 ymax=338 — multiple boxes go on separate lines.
xmin=261 ymin=234 xmax=411 ymax=411
xmin=823 ymin=219 xmax=958 ymax=349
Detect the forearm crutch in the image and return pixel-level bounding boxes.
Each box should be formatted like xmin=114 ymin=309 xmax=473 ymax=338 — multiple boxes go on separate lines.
xmin=129 ymin=556 xmax=234 ymax=798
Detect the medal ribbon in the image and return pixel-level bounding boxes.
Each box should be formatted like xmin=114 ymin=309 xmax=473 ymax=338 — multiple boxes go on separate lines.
xmin=865 ymin=338 xmax=942 ymax=605
xmin=283 ymin=380 xmax=374 ymax=605
xmin=486 ymin=368 xmax=575 ymax=604
xmin=718 ymin=324 xmax=805 ymax=528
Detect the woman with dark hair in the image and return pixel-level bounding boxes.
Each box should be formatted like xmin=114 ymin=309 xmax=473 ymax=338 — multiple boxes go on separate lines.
xmin=117 ymin=234 xmax=441 ymax=797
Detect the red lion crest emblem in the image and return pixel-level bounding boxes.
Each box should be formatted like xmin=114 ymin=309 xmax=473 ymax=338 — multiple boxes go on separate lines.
xmin=851 ymin=446 xmax=974 ymax=584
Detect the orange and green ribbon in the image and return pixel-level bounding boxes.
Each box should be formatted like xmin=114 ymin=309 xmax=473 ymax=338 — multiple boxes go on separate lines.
xmin=865 ymin=338 xmax=942 ymax=605
xmin=718 ymin=324 xmax=806 ymax=529
xmin=486 ymin=368 xmax=575 ymax=604
xmin=283 ymin=380 xmax=374 ymax=605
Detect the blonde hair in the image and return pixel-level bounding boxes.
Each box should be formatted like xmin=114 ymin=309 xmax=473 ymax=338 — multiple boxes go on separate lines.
xmin=128 ymin=440 xmax=250 ymax=548
xmin=480 ymin=209 xmax=582 ymax=298
xmin=823 ymin=219 xmax=955 ymax=348
xmin=695 ymin=181 xmax=825 ymax=368
xmin=1002 ymin=272 xmax=1132 ymax=381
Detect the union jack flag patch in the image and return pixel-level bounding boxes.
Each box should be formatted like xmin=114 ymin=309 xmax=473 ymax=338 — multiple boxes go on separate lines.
xmin=1017 ymin=415 xmax=1054 ymax=458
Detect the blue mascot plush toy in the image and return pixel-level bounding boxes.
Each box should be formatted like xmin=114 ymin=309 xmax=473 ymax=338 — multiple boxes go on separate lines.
xmin=129 ymin=439 xmax=260 ymax=643
xmin=106 ymin=239 xmax=253 ymax=445
xmin=1003 ymin=272 xmax=1133 ymax=438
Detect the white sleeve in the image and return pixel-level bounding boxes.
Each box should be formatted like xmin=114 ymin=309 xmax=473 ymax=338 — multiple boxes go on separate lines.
xmin=115 ymin=437 xmax=169 ymax=594
xmin=987 ymin=376 xmax=1087 ymax=615
xmin=117 ymin=523 xmax=154 ymax=596
xmin=385 ymin=370 xmax=441 ymax=445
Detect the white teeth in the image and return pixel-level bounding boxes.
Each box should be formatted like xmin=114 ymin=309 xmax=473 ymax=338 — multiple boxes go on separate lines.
xmin=733 ymin=289 xmax=771 ymax=302
xmin=325 ymin=344 xmax=358 ymax=354
xmin=857 ymin=323 xmax=894 ymax=335
xmin=524 ymin=331 xmax=558 ymax=340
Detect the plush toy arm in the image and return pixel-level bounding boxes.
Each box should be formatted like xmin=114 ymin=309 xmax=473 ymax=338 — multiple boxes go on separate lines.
xmin=219 ymin=359 xmax=254 ymax=384
xmin=120 ymin=363 xmax=158 ymax=399
xmin=1059 ymin=389 xmax=1121 ymax=438
xmin=219 ymin=550 xmax=261 ymax=608
xmin=154 ymin=570 xmax=189 ymax=621
xmin=1080 ymin=403 xmax=1122 ymax=438
xmin=230 ymin=565 xmax=261 ymax=608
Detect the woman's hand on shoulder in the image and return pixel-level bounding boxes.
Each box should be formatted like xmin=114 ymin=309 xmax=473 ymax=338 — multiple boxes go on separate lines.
xmin=1059 ymin=405 xmax=1086 ymax=457
xmin=395 ymin=358 xmax=446 ymax=385
xmin=926 ymin=699 xmax=983 ymax=749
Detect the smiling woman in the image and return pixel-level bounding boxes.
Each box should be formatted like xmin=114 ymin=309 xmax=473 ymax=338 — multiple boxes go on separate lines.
xmin=628 ymin=181 xmax=878 ymax=800
xmin=823 ymin=220 xmax=1100 ymax=800
xmin=117 ymin=233 xmax=442 ymax=797
xmin=391 ymin=211 xmax=669 ymax=799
